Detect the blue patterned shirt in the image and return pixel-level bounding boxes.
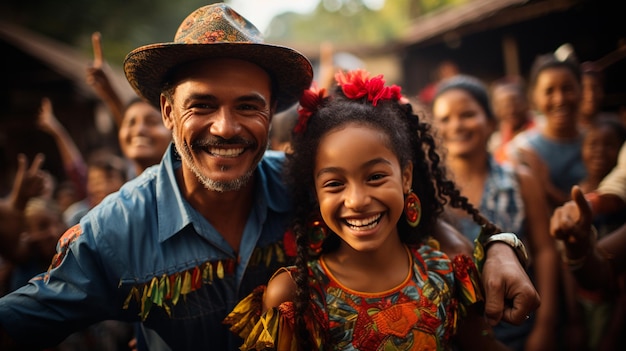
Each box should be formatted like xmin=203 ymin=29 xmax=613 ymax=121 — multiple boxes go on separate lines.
xmin=0 ymin=144 xmax=291 ymax=351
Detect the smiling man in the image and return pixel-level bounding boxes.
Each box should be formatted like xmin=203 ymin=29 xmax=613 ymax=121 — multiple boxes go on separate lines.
xmin=0 ymin=4 xmax=313 ymax=351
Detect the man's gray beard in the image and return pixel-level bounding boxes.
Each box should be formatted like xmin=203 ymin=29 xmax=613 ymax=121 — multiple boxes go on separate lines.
xmin=172 ymin=133 xmax=253 ymax=193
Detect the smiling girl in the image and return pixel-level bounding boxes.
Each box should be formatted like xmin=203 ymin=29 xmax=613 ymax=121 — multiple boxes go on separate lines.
xmin=224 ymin=70 xmax=515 ymax=350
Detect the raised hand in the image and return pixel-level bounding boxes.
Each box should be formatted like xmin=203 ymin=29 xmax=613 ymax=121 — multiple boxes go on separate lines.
xmin=85 ymin=31 xmax=124 ymax=127
xmin=550 ymin=185 xmax=593 ymax=259
xmin=91 ymin=32 xmax=103 ymax=69
xmin=8 ymin=153 xmax=47 ymax=210
xmin=36 ymin=97 xmax=62 ymax=134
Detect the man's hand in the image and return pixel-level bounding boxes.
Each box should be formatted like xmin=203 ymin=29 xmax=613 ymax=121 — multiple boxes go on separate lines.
xmin=482 ymin=242 xmax=541 ymax=326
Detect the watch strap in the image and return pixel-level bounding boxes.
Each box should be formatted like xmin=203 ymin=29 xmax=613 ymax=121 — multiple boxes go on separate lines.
xmin=482 ymin=232 xmax=529 ymax=270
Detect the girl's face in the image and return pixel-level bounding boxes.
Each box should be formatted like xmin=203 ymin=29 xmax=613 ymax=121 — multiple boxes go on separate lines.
xmin=432 ymin=89 xmax=495 ymax=158
xmin=582 ymin=124 xmax=623 ymax=179
xmin=532 ymin=67 xmax=581 ymax=131
xmin=314 ymin=123 xmax=412 ymax=253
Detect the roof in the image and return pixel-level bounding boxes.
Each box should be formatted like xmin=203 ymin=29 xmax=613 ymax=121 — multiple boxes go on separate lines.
xmin=0 ymin=21 xmax=136 ymax=101
xmin=399 ymin=0 xmax=580 ymax=48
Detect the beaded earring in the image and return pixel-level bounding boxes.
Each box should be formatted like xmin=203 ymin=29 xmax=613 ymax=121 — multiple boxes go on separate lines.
xmin=307 ymin=213 xmax=328 ymax=256
xmin=404 ymin=191 xmax=422 ymax=227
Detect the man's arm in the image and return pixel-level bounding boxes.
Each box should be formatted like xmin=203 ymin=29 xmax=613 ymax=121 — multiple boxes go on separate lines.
xmin=432 ymin=219 xmax=473 ymax=257
xmin=433 ymin=219 xmax=540 ymax=326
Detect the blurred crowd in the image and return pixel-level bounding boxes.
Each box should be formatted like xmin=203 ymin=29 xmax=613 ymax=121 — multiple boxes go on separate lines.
xmin=0 ymin=32 xmax=625 ymax=351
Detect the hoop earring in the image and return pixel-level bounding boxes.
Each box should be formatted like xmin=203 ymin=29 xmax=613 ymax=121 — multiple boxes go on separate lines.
xmin=404 ymin=191 xmax=422 ymax=227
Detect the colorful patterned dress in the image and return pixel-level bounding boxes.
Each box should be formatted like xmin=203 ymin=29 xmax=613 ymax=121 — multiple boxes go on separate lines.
xmin=224 ymin=244 xmax=483 ymax=350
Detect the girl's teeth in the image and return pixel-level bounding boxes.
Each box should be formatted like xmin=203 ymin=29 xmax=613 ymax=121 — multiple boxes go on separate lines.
xmin=346 ymin=214 xmax=381 ymax=227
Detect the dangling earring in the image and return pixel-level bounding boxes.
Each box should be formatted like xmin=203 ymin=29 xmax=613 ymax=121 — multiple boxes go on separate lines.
xmin=307 ymin=212 xmax=328 ymax=256
xmin=404 ymin=191 xmax=422 ymax=227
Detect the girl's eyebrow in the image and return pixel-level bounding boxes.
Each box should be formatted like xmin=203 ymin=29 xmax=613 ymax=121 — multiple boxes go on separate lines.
xmin=316 ymin=157 xmax=392 ymax=179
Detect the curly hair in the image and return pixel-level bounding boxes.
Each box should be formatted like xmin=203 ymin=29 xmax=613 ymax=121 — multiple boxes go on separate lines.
xmin=282 ymin=87 xmax=499 ymax=349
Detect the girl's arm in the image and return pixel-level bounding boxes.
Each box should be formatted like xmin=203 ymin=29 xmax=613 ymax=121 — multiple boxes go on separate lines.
xmin=262 ymin=268 xmax=297 ymax=313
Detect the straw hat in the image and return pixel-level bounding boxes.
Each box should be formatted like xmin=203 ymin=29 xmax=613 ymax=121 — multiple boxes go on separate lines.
xmin=124 ymin=3 xmax=313 ymax=112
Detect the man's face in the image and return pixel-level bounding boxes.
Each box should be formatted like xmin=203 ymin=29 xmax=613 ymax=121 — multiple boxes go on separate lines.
xmin=162 ymin=58 xmax=273 ymax=192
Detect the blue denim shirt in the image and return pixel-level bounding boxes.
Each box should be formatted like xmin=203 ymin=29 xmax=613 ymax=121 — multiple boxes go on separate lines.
xmin=455 ymin=156 xmax=525 ymax=242
xmin=0 ymin=144 xmax=292 ymax=350
xmin=525 ymin=129 xmax=586 ymax=194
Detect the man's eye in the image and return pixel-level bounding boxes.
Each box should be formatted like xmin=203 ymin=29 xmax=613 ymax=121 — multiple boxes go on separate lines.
xmin=239 ymin=103 xmax=261 ymax=111
xmin=189 ymin=103 xmax=211 ymax=111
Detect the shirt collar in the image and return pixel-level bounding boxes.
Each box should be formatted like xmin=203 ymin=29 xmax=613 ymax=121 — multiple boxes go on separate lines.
xmin=155 ymin=144 xmax=290 ymax=243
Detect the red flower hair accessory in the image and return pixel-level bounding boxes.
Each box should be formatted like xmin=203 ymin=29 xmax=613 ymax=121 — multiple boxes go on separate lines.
xmin=295 ymin=83 xmax=327 ymax=134
xmin=335 ymin=69 xmax=402 ymax=106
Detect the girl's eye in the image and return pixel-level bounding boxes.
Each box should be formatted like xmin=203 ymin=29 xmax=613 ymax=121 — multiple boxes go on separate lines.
xmin=369 ymin=173 xmax=386 ymax=182
xmin=324 ymin=180 xmax=343 ymax=188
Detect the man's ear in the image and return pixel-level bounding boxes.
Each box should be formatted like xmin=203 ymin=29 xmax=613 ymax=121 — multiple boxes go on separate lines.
xmin=161 ymin=94 xmax=174 ymax=130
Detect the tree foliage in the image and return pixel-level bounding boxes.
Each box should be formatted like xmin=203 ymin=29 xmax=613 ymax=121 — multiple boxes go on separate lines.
xmin=265 ymin=0 xmax=470 ymax=46
xmin=0 ymin=0 xmax=468 ymax=65
xmin=266 ymin=0 xmax=410 ymax=46
xmin=0 ymin=0 xmax=219 ymax=66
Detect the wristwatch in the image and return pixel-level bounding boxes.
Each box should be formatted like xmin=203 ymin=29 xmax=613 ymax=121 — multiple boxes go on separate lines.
xmin=482 ymin=233 xmax=529 ymax=269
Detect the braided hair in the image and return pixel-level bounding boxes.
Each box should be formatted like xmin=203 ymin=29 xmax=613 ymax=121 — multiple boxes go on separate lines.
xmin=282 ymin=80 xmax=499 ymax=350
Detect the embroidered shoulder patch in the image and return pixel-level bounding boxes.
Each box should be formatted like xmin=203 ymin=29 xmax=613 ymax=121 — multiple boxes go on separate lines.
xmin=45 ymin=224 xmax=83 ymax=279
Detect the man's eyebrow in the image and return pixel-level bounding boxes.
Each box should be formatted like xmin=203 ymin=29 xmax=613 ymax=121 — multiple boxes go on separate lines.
xmin=182 ymin=93 xmax=268 ymax=106
xmin=235 ymin=93 xmax=268 ymax=106
xmin=183 ymin=93 xmax=218 ymax=106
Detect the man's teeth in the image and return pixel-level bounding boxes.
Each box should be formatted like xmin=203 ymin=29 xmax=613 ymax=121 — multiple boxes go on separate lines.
xmin=209 ymin=147 xmax=244 ymax=157
xmin=345 ymin=214 xmax=381 ymax=230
